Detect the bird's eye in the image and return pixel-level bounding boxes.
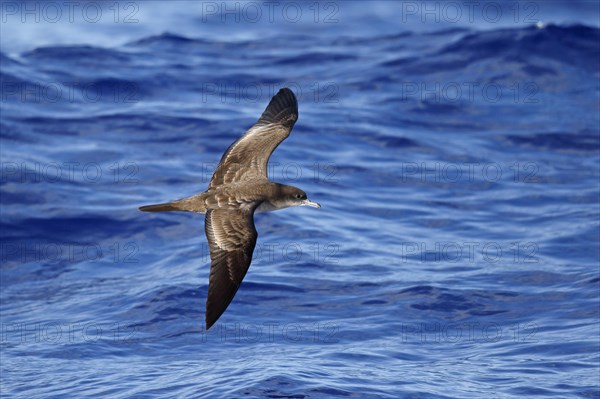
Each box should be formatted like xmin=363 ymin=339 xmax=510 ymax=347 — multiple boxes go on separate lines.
xmin=295 ymin=194 xmax=303 ymax=199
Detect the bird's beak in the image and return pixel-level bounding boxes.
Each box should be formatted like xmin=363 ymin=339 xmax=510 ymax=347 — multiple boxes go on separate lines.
xmin=302 ymin=199 xmax=321 ymax=208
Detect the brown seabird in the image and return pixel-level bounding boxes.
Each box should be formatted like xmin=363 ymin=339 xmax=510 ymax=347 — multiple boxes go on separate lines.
xmin=139 ymin=88 xmax=320 ymax=330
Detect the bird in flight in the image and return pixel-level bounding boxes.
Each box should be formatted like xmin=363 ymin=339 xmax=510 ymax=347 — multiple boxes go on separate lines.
xmin=139 ymin=88 xmax=320 ymax=330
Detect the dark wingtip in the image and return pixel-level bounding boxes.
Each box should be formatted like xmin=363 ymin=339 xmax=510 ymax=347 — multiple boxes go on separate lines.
xmin=205 ymin=305 xmax=222 ymax=330
xmin=206 ymin=317 xmax=216 ymax=331
xmin=257 ymin=87 xmax=298 ymax=127
xmin=205 ymin=299 xmax=221 ymax=331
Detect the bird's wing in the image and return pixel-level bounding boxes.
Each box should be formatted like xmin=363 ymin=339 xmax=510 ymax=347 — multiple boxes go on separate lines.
xmin=204 ymin=208 xmax=258 ymax=329
xmin=209 ymin=88 xmax=298 ymax=189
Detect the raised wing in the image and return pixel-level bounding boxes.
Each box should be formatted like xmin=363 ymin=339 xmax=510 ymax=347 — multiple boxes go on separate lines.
xmin=204 ymin=208 xmax=258 ymax=329
xmin=209 ymin=88 xmax=298 ymax=189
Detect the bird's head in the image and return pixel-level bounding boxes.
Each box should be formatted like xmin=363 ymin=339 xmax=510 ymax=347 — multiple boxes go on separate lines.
xmin=277 ymin=185 xmax=321 ymax=209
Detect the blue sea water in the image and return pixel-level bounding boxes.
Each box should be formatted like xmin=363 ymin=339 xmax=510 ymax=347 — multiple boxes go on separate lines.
xmin=1 ymin=1 xmax=599 ymax=398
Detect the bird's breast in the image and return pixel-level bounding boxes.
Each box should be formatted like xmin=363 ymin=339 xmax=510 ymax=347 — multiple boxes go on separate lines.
xmin=255 ymin=201 xmax=279 ymax=213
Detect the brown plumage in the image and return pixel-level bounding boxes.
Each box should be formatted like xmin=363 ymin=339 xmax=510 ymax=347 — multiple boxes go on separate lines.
xmin=139 ymin=88 xmax=320 ymax=330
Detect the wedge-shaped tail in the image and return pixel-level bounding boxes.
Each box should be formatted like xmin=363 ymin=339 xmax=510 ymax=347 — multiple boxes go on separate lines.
xmin=139 ymin=202 xmax=180 ymax=212
xmin=139 ymin=194 xmax=208 ymax=213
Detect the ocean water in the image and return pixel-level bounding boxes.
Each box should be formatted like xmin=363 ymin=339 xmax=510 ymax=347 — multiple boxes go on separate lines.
xmin=1 ymin=2 xmax=599 ymax=398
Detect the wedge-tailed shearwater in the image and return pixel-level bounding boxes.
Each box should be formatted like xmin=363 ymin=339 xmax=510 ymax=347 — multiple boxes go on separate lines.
xmin=139 ymin=88 xmax=320 ymax=330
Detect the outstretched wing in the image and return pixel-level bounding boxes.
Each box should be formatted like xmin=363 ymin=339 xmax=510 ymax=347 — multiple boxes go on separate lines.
xmin=209 ymin=88 xmax=298 ymax=189
xmin=204 ymin=208 xmax=258 ymax=329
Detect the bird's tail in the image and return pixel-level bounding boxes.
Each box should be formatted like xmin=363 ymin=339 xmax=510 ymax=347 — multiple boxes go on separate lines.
xmin=139 ymin=194 xmax=207 ymax=213
xmin=139 ymin=202 xmax=180 ymax=212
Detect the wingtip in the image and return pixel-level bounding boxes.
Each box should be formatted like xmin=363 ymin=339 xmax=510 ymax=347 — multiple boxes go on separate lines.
xmin=258 ymin=87 xmax=298 ymax=127
xmin=205 ymin=299 xmax=221 ymax=331
xmin=277 ymin=87 xmax=296 ymax=97
xmin=206 ymin=320 xmax=215 ymax=331
xmin=275 ymin=87 xmax=297 ymax=109
xmin=206 ymin=312 xmax=219 ymax=331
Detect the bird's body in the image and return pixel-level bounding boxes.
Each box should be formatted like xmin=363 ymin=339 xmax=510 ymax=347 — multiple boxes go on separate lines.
xmin=140 ymin=181 xmax=305 ymax=214
xmin=139 ymin=88 xmax=320 ymax=329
